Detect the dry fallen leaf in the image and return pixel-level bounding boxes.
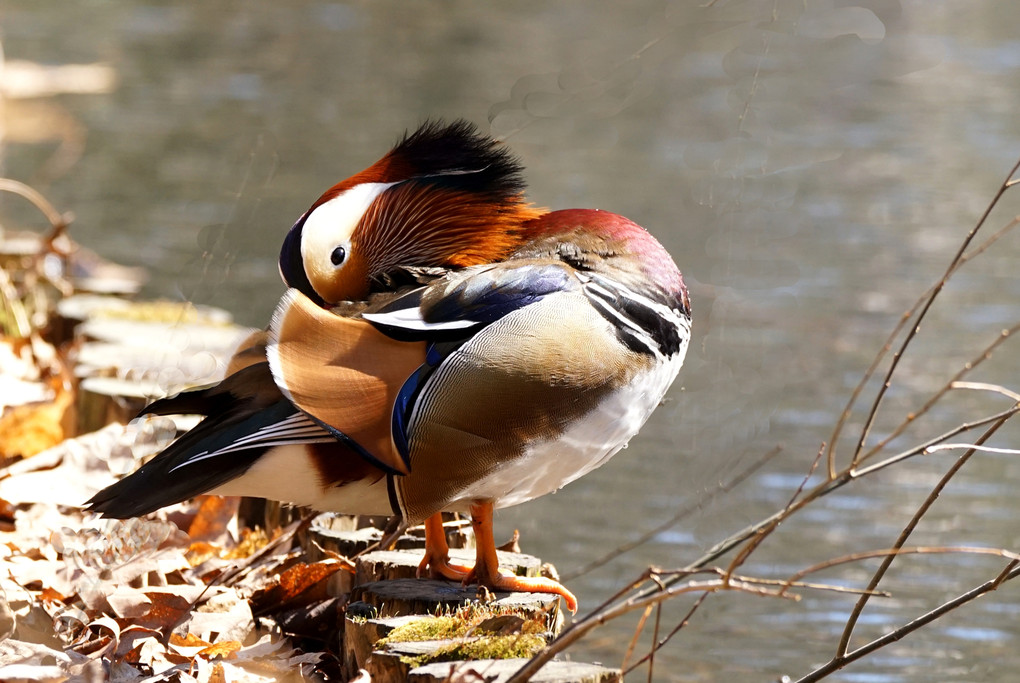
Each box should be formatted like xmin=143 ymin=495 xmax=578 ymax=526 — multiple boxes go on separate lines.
xmin=198 ymin=640 xmax=242 ymax=660
xmin=250 ymin=559 xmax=353 ymax=617
xmin=133 ymin=590 xmax=193 ymax=634
xmin=187 ymin=590 xmax=255 ymax=645
xmin=187 ymin=495 xmax=241 ymax=545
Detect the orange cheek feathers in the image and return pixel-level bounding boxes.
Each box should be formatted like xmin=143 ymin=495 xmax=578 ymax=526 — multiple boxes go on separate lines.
xmin=305 ymin=251 xmax=372 ymax=305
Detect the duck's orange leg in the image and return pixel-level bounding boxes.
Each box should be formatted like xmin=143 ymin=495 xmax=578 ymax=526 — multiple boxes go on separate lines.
xmin=417 ymin=512 xmax=473 ymax=581
xmin=462 ymin=500 xmax=578 ymax=613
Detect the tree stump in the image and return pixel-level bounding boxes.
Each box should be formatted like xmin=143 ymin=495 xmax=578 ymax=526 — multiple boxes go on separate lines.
xmin=76 ymin=376 xmax=161 ymax=434
xmin=408 ymin=659 xmax=620 ymax=683
xmin=343 ymin=615 xmax=424 ymax=680
xmin=352 ymin=578 xmax=559 ymax=620
xmin=356 ymin=548 xmax=542 ymax=586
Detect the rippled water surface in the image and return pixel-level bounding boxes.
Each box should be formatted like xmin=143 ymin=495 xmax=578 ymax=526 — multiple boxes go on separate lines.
xmin=4 ymin=2 xmax=1020 ymax=680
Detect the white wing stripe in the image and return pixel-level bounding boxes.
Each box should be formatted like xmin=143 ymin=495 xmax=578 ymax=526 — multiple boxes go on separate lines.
xmin=167 ymin=412 xmax=335 ymax=472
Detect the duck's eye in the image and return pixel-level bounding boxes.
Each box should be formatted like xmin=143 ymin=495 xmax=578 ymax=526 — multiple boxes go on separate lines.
xmin=330 ymin=245 xmax=347 ymax=266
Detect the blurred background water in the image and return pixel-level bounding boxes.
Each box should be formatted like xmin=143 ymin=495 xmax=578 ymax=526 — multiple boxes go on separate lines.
xmin=3 ymin=1 xmax=1020 ymax=680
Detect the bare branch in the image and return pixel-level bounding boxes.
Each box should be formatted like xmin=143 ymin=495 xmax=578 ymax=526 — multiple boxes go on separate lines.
xmin=562 ymin=445 xmax=782 ymax=581
xmin=725 ymin=444 xmax=824 ymax=580
xmin=792 ymin=561 xmax=1020 ymax=683
xmin=507 ymin=577 xmax=794 ymax=682
xmin=854 ymin=324 xmax=1020 ymax=467
xmin=837 ymin=410 xmax=1013 ymax=657
xmin=951 ymin=380 xmax=1020 ymax=402
xmin=0 ymin=177 xmax=71 ymax=236
xmin=827 ymin=159 xmax=1020 ymax=476
xmin=624 ymin=591 xmax=710 ymax=677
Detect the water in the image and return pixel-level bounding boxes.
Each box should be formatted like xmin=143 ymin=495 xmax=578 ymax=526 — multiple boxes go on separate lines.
xmin=4 ymin=2 xmax=1020 ymax=680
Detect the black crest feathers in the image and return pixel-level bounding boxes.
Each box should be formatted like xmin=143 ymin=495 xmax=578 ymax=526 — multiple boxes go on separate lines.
xmin=391 ymin=120 xmax=529 ymax=200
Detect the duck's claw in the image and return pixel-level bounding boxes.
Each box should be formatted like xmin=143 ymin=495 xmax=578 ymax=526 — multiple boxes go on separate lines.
xmin=463 ymin=566 xmax=578 ymax=614
xmin=465 ymin=500 xmax=578 ymax=613
xmin=417 ymin=512 xmax=473 ymax=580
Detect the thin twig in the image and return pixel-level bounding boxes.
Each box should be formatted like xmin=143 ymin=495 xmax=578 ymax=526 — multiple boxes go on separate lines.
xmin=838 ymin=408 xmax=1014 ymax=658
xmin=725 ymin=444 xmax=822 ymax=580
xmin=786 ymin=545 xmax=1020 ymax=593
xmin=827 ymin=176 xmax=1020 ymax=477
xmin=0 ymin=177 xmax=70 ymax=235
xmin=620 ymin=603 xmax=654 ymax=676
xmin=951 ymin=380 xmax=1020 ymax=402
xmin=847 ymin=157 xmax=1020 ymax=471
xmin=562 ymin=445 xmax=781 ymax=581
xmin=623 ymin=591 xmax=710 ymax=676
xmin=506 ymin=578 xmax=792 ymax=683
xmin=850 ymin=404 xmax=1020 ymax=478
xmin=792 ymin=561 xmax=1020 ymax=683
xmin=855 ymin=324 xmax=1019 ymax=466
xmin=648 ymin=601 xmax=661 ymax=683
xmin=840 ymin=444 xmax=987 ymax=654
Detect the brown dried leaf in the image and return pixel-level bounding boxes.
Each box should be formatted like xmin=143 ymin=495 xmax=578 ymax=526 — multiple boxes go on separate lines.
xmin=197 ymin=640 xmax=241 ymax=660
xmin=64 ymin=615 xmax=120 ymax=663
xmin=207 ymin=662 xmax=227 ymax=683
xmin=0 ymin=386 xmax=72 ymax=460
xmin=187 ymin=590 xmax=254 ymax=645
xmin=250 ymin=559 xmax=351 ymax=616
xmin=170 ymin=632 xmax=213 ymax=649
xmin=186 ymin=541 xmax=221 ymax=567
xmin=133 ymin=590 xmax=192 ymax=633
xmin=106 ymin=587 xmax=152 ymax=619
xmin=115 ymin=624 xmax=163 ymax=660
xmin=38 ymin=586 xmax=66 ymax=604
xmin=0 ymin=419 xmax=176 ymax=507
xmin=0 ymin=497 xmax=16 ymax=532
xmin=226 ymin=634 xmax=323 ymax=676
xmin=186 ymin=496 xmax=240 ymax=545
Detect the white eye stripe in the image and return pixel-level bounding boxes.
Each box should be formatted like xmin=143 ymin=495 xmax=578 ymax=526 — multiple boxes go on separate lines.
xmin=300 ymin=182 xmax=398 ymax=272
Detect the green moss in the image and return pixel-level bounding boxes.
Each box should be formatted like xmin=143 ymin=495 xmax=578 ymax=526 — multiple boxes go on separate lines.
xmin=379 ymin=603 xmax=551 ymax=645
xmin=377 ymin=603 xmax=551 ymax=666
xmin=382 ymin=616 xmax=463 ymax=642
xmin=401 ymin=634 xmax=546 ymax=668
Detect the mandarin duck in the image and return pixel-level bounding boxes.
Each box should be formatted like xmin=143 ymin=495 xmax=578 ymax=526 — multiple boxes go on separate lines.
xmin=87 ymin=120 xmax=691 ymax=611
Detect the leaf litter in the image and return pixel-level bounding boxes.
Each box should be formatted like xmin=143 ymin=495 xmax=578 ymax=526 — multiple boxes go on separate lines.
xmin=1 ymin=182 xmax=351 ymax=681
xmin=0 ymin=418 xmax=350 ymax=682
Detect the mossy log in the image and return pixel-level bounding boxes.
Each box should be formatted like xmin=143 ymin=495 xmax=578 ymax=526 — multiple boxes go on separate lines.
xmin=343 ymin=614 xmax=423 ymax=680
xmin=62 ymin=297 xmax=248 ymax=434
xmin=352 ymin=578 xmax=559 ymax=620
xmin=344 ymin=610 xmax=617 ymax=683
xmin=355 ymin=548 xmax=542 ymax=586
xmin=408 ymin=659 xmax=620 ymax=683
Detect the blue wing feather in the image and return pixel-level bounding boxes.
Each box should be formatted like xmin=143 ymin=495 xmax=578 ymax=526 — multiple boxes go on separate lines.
xmin=369 ymin=261 xmax=579 ymax=461
xmin=391 ymin=341 xmax=465 ymax=467
xmin=365 ymin=262 xmax=576 ymax=338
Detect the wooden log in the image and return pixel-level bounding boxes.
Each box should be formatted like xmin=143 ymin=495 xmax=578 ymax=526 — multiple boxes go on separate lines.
xmin=356 ymin=548 xmax=542 ymax=586
xmin=307 ymin=512 xmax=474 ymax=557
xmin=348 ymin=608 xmax=609 ymax=683
xmin=309 ymin=512 xmax=394 ymax=534
xmin=64 ymin=301 xmax=249 ymax=434
xmin=408 ymin=659 xmax=621 ymax=683
xmin=366 ymin=640 xmax=438 ymax=682
xmin=53 ymin=294 xmax=133 ymax=346
xmin=343 ymin=614 xmax=423 ymax=680
xmin=76 ymin=376 xmax=162 ymax=434
xmin=307 ymin=525 xmax=423 ymax=562
xmin=353 ymin=578 xmax=559 ymax=620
